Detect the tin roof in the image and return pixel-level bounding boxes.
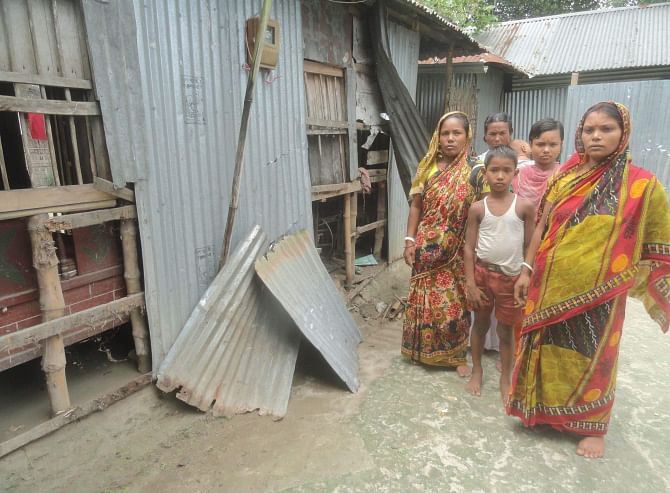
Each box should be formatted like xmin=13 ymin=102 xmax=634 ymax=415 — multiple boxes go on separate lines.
xmin=476 ymin=3 xmax=670 ymax=76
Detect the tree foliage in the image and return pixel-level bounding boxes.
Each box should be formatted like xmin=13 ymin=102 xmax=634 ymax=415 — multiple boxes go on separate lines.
xmin=420 ymin=0 xmax=497 ymax=33
xmin=421 ymin=0 xmax=666 ymax=30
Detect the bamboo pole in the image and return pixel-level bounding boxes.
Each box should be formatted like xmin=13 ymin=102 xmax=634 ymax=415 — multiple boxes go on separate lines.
xmin=27 ymin=214 xmax=71 ymax=415
xmin=373 ymin=181 xmax=386 ymax=259
xmin=120 ymin=220 xmax=151 ymax=373
xmin=220 ymin=0 xmax=273 ymax=268
xmin=344 ymin=192 xmax=353 ymax=288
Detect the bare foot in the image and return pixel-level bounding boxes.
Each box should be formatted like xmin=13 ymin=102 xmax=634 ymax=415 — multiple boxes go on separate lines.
xmin=496 ymin=360 xmax=503 ymax=373
xmin=465 ymin=367 xmax=483 ymax=396
xmin=499 ymin=376 xmax=511 ymax=406
xmin=456 ymin=365 xmax=472 ymax=377
xmin=576 ymin=437 xmax=605 ymax=458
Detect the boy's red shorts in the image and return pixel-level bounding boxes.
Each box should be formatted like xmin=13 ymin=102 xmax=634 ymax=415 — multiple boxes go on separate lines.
xmin=474 ymin=261 xmax=523 ymax=326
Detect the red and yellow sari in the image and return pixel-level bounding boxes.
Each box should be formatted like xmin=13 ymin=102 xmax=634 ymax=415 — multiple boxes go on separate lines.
xmin=508 ymin=102 xmax=670 ymax=435
xmin=402 ymin=112 xmax=475 ymax=367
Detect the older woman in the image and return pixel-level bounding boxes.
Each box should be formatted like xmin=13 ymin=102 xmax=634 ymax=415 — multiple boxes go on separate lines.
xmin=510 ymin=102 xmax=670 ymax=458
xmin=402 ymin=112 xmax=475 ymax=375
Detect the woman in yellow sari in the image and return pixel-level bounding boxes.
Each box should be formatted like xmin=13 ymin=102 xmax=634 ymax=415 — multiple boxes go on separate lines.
xmin=510 ymin=102 xmax=670 ymax=458
xmin=402 ymin=112 xmax=475 ymax=375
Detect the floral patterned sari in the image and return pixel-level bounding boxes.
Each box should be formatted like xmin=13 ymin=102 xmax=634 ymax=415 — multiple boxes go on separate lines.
xmin=402 ymin=112 xmax=475 ymax=367
xmin=507 ymin=102 xmax=670 ymax=435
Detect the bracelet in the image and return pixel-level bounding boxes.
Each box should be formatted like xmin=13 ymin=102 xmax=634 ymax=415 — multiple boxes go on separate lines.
xmin=521 ymin=261 xmax=534 ymax=272
xmin=404 ymin=236 xmax=416 ymax=244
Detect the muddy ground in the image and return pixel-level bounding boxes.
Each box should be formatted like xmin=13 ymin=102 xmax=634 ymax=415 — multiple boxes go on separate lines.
xmin=2 ymin=262 xmax=670 ymax=492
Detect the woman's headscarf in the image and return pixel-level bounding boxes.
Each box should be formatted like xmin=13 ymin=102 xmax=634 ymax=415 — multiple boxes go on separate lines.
xmin=539 ymin=101 xmax=631 ymax=216
xmin=409 ymin=111 xmax=472 ymax=197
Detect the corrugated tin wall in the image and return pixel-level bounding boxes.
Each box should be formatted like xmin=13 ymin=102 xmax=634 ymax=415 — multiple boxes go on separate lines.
xmin=563 ymin=80 xmax=670 ymax=189
xmin=387 ymin=21 xmax=420 ymax=262
xmin=503 ymin=87 xmax=568 ymax=148
xmin=473 ymin=69 xmax=505 ymax=155
xmin=87 ymin=0 xmax=311 ymax=373
xmin=416 ymin=67 xmax=507 ymax=155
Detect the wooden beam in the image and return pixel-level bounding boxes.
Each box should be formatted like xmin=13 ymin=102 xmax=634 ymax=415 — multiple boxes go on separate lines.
xmin=0 ymin=70 xmax=93 ymax=89
xmin=571 ymin=72 xmax=580 ymax=86
xmin=93 ymin=177 xmax=135 ymax=202
xmin=0 ymin=201 xmax=117 ymax=221
xmin=0 ymin=293 xmax=145 ymax=352
xmin=42 ymin=206 xmax=137 ymax=232
xmin=0 ymin=184 xmax=115 ymax=214
xmin=311 ymin=181 xmax=360 ymax=195
xmin=306 ymin=117 xmax=349 ymax=129
xmin=355 ymin=218 xmax=387 ymax=236
xmin=303 ymin=60 xmax=344 ymax=77
xmin=307 ymin=128 xmax=347 ymax=135
xmin=0 ymin=373 xmax=151 ymax=459
xmin=0 ymin=95 xmax=100 ymax=115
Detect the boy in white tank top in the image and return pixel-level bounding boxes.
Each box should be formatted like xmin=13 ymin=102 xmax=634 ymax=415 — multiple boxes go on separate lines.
xmin=463 ymin=146 xmax=535 ymax=404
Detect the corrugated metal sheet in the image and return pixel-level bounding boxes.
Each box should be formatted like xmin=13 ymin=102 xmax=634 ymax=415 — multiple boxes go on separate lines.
xmin=562 ymin=80 xmax=670 ymax=189
xmin=386 ymin=20 xmax=420 ymax=262
xmin=81 ymin=0 xmax=145 ymax=185
xmin=87 ymin=0 xmax=312 ymax=373
xmin=156 ymin=226 xmax=300 ymax=418
xmin=473 ymin=68 xmax=505 ymax=155
xmin=503 ymin=87 xmax=568 ymax=150
xmin=255 ymin=230 xmax=361 ymax=392
xmin=476 ymin=3 xmax=670 ymax=76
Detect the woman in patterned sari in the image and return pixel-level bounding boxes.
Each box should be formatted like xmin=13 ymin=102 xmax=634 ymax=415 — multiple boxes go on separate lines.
xmin=402 ymin=112 xmax=475 ymax=375
xmin=509 ymin=102 xmax=670 ymax=458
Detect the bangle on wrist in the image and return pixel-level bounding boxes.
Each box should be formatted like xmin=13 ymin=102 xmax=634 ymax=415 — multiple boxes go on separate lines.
xmin=521 ymin=261 xmax=533 ymax=273
xmin=404 ymin=236 xmax=416 ymax=245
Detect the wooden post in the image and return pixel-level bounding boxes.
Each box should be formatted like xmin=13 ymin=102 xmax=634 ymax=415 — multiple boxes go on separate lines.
xmin=27 ymin=214 xmax=71 ymax=415
xmin=373 ymin=181 xmax=386 ymax=259
xmin=570 ymin=72 xmax=580 ymax=86
xmin=350 ymin=191 xmax=358 ymax=276
xmin=120 ymin=220 xmax=151 ymax=373
xmin=444 ymin=44 xmax=454 ymax=113
xmin=343 ymin=192 xmax=353 ymax=288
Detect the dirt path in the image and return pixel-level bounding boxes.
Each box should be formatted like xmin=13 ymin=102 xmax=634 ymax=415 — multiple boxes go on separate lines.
xmin=2 ymin=263 xmax=670 ymax=492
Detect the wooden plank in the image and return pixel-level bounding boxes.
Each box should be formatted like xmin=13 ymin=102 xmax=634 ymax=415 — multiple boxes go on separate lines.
xmin=0 ymin=184 xmax=114 ymax=213
xmin=42 ymin=205 xmax=137 ymax=232
xmin=355 ymin=218 xmax=387 ymax=236
xmin=367 ymin=150 xmax=389 ymax=165
xmin=0 ymin=95 xmax=99 ymax=115
xmin=311 ymin=181 xmax=362 ymax=201
xmin=307 ymin=128 xmax=347 ymax=135
xmin=303 ymin=60 xmax=344 ymax=78
xmin=93 ymin=177 xmax=135 ymax=202
xmin=15 ymin=83 xmax=56 ymax=187
xmin=0 ymin=71 xmax=91 ymax=89
xmin=306 ymin=117 xmax=348 ymax=129
xmin=366 ymin=168 xmax=387 ymax=177
xmin=0 ymin=200 xmax=117 ymax=221
xmin=346 ymin=65 xmax=358 ymax=182
xmin=0 ymin=293 xmax=145 ymax=352
xmin=0 ymin=373 xmax=152 ymax=459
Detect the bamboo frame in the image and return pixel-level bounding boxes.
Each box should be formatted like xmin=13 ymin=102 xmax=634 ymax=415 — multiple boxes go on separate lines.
xmin=27 ymin=214 xmax=71 ymax=416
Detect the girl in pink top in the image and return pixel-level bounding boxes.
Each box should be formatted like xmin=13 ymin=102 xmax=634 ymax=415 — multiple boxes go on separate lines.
xmin=513 ymin=119 xmax=564 ymax=211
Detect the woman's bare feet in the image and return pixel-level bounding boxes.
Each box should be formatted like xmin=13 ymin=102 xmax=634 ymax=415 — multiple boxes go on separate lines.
xmin=456 ymin=365 xmax=472 ymax=377
xmin=465 ymin=367 xmax=483 ymax=395
xmin=576 ymin=436 xmax=605 ymax=458
xmin=499 ymin=375 xmax=511 ymax=405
